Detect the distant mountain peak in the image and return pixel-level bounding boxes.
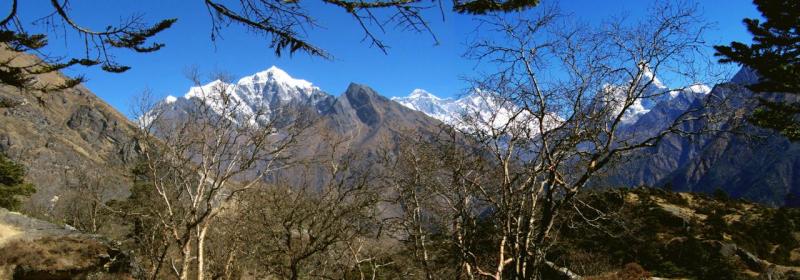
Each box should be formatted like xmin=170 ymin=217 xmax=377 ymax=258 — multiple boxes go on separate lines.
xmin=391 ymin=89 xmax=454 ymax=123
xmin=184 ymin=79 xmax=232 ymax=100
xmin=151 ymin=67 xmax=333 ymax=127
xmin=408 ymin=89 xmax=441 ymax=100
xmin=238 ymin=65 xmax=316 ymax=90
xmin=640 ymin=63 xmax=667 ymax=90
xmin=392 ymin=89 xmax=502 ymax=128
xmin=164 ymin=95 xmax=178 ymax=103
xmin=344 ymin=83 xmax=380 ymax=103
xmin=731 ymin=67 xmax=760 ymax=86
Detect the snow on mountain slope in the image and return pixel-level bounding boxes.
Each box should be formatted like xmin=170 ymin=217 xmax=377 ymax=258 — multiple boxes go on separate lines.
xmin=392 ymin=69 xmax=710 ymax=135
xmin=149 ymin=65 xmax=708 ymax=137
xmin=392 ymin=89 xmax=474 ymax=125
xmin=602 ymin=67 xmax=710 ymax=125
xmin=391 ymin=89 xmax=454 ymax=122
xmin=392 ymin=89 xmax=560 ymax=135
xmin=147 ymin=66 xmax=333 ymax=126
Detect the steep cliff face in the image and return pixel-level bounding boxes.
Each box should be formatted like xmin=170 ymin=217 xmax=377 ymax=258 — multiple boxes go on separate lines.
xmin=325 ymin=83 xmax=442 ymax=146
xmin=0 ymin=48 xmax=140 ymax=211
xmin=274 ymin=83 xmax=444 ymax=185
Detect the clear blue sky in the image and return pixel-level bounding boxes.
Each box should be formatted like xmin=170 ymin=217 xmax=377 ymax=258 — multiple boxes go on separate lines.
xmin=14 ymin=0 xmax=759 ymax=117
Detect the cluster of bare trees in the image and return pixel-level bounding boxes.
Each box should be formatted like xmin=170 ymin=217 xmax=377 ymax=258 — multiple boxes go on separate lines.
xmin=124 ymin=73 xmax=307 ymax=280
xmin=59 ymin=2 xmax=733 ymax=280
xmin=211 ymin=150 xmax=385 ymax=279
xmin=119 ymin=73 xmax=394 ymax=280
xmin=380 ymin=3 xmax=731 ymax=279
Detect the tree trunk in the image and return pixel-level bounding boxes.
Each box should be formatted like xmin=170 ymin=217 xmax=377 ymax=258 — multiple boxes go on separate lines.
xmin=197 ymin=222 xmax=210 ymax=280
xmin=179 ymin=240 xmax=193 ymax=280
xmin=223 ymin=247 xmax=237 ymax=280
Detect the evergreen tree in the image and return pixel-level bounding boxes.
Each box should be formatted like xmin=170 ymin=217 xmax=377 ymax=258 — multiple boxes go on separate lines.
xmin=714 ymin=0 xmax=800 ymax=140
xmin=0 ymin=153 xmax=35 ymax=211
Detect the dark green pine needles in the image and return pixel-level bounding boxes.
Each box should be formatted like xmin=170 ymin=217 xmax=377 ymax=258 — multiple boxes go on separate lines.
xmin=0 ymin=153 xmax=35 ymax=211
xmin=715 ymin=0 xmax=800 ymax=140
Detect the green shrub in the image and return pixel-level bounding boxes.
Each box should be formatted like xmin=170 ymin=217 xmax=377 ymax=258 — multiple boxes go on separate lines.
xmin=0 ymin=153 xmax=35 ymax=210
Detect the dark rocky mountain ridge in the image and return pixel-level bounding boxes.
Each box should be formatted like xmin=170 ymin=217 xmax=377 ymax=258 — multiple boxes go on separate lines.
xmin=603 ymin=67 xmax=800 ymax=205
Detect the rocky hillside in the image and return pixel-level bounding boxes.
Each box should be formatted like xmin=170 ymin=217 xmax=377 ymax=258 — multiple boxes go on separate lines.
xmin=600 ymin=68 xmax=800 ymax=206
xmin=316 ymin=83 xmax=442 ymax=152
xmin=0 ymin=48 xmax=140 ymax=212
xmin=551 ymin=187 xmax=800 ymax=280
xmin=0 ymin=208 xmax=139 ymax=279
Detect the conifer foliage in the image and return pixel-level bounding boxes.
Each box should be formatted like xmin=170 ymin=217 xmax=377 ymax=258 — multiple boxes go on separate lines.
xmin=0 ymin=153 xmax=34 ymax=211
xmin=0 ymin=0 xmax=176 ymax=93
xmin=715 ymin=0 xmax=800 ymax=140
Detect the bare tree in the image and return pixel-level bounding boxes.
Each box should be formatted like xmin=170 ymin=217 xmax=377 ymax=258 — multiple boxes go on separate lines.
xmin=384 ymin=2 xmax=732 ymax=279
xmin=60 ymin=168 xmax=117 ymax=235
xmin=128 ymin=72 xmax=306 ymax=280
xmin=462 ymin=3 xmax=727 ymax=278
xmin=381 ymin=128 xmax=486 ymax=280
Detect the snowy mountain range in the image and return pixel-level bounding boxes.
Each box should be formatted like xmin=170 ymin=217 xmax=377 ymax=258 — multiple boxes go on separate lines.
xmin=148 ymin=66 xmax=800 ymax=205
xmin=155 ymin=65 xmax=710 ymax=133
xmin=391 ymin=69 xmax=711 ymax=130
xmin=148 ymin=66 xmax=334 ymax=127
xmin=391 ymin=88 xmax=539 ymax=133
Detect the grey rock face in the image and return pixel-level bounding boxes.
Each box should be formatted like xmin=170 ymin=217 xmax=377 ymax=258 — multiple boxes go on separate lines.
xmin=731 ymin=67 xmax=760 ymax=86
xmin=343 ymin=83 xmax=382 ymax=126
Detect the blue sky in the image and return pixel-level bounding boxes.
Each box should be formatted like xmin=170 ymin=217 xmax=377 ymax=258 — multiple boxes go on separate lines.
xmin=15 ymin=0 xmax=759 ymax=116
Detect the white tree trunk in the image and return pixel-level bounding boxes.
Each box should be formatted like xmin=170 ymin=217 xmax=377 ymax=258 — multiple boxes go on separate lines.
xmin=197 ymin=222 xmax=211 ymax=280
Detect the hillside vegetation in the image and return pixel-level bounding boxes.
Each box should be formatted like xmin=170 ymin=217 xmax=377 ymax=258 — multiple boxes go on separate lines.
xmin=551 ymin=188 xmax=800 ymax=279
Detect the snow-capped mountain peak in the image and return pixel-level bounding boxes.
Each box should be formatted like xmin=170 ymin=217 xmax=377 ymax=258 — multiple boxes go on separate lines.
xmin=184 ymin=79 xmax=233 ymax=100
xmin=408 ymin=89 xmax=440 ymax=100
xmin=392 ymin=89 xmax=455 ymax=122
xmin=393 ymin=70 xmax=709 ymax=131
xmin=392 ymin=89 xmax=494 ymax=124
xmin=640 ymin=65 xmax=667 ymax=90
xmin=238 ymin=66 xmax=316 ymax=91
xmin=604 ymin=65 xmax=711 ymax=125
xmin=149 ymin=66 xmax=334 ymax=128
xmin=393 ymin=88 xmax=561 ymax=136
xmin=164 ymin=95 xmax=178 ymax=104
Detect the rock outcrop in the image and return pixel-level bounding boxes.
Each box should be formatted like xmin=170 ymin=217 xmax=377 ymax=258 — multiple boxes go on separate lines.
xmin=0 ymin=208 xmax=140 ymax=279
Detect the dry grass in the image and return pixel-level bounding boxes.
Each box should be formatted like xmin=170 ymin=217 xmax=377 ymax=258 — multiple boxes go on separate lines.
xmin=585 ymin=263 xmax=652 ymax=280
xmin=0 ymin=236 xmax=119 ymax=279
xmin=0 ymin=224 xmax=21 ymax=247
